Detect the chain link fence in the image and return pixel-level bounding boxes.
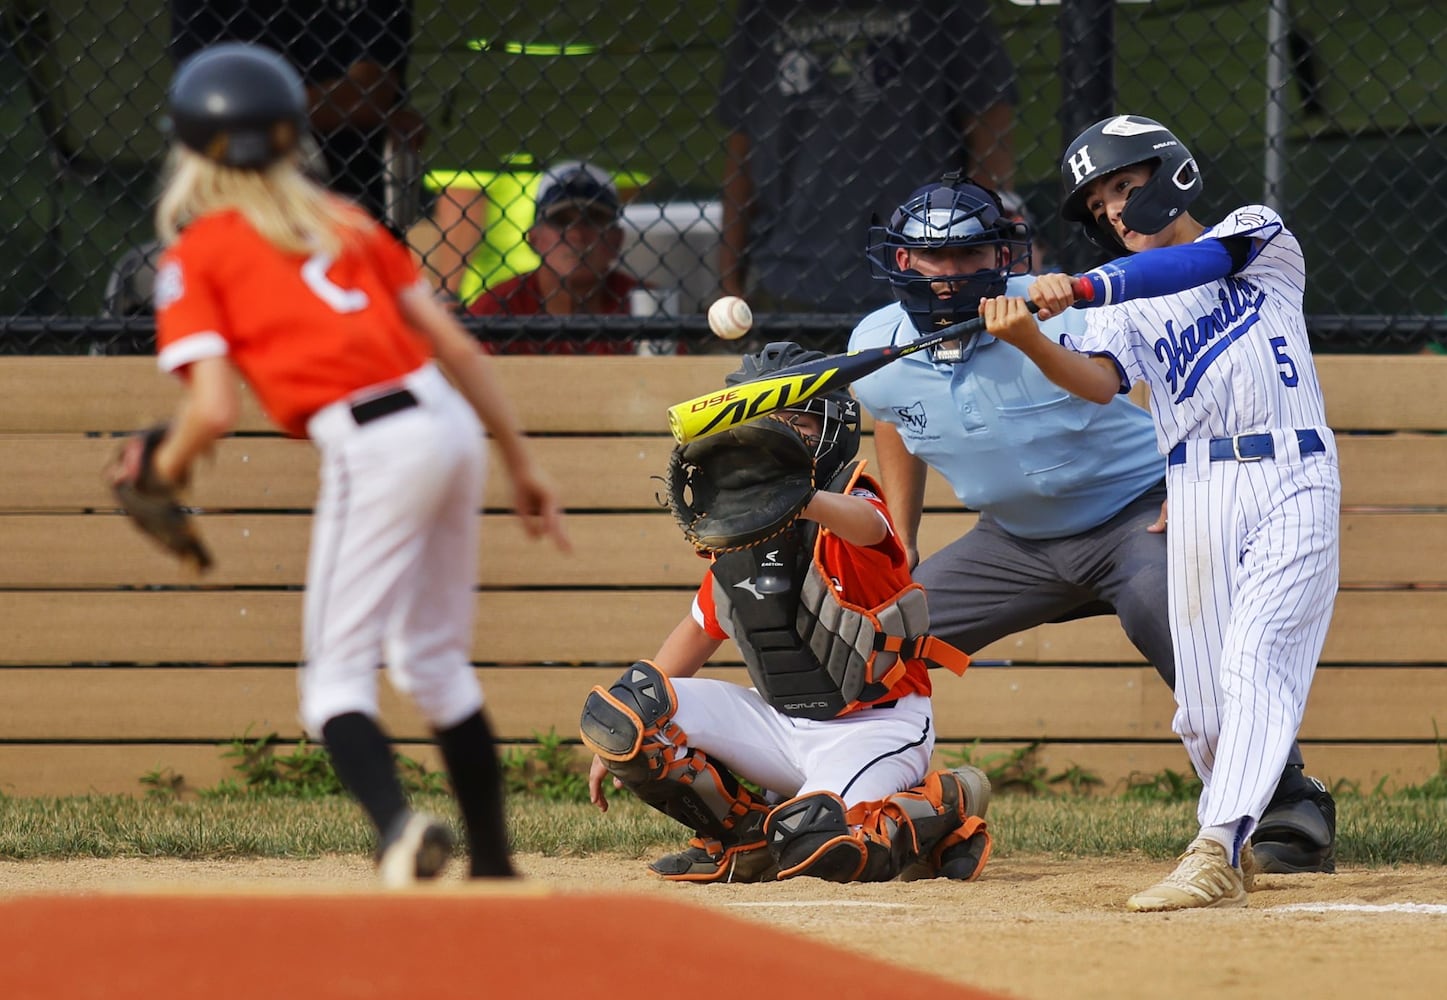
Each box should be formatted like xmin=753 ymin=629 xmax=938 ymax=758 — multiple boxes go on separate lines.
xmin=1 ymin=1 xmax=1442 ymax=354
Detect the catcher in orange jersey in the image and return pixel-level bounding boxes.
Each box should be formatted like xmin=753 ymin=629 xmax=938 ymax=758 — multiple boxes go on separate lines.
xmin=581 ymin=343 xmax=991 ymax=884
xmin=142 ymin=43 xmax=569 ymax=885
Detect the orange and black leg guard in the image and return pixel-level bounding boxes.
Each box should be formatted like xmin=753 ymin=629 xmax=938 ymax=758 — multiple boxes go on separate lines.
xmin=925 ymin=816 xmax=993 ymax=881
xmin=579 ymin=660 xmax=769 ymax=881
xmin=849 ymin=769 xmax=982 ymax=882
xmin=765 ymin=791 xmax=869 ymax=882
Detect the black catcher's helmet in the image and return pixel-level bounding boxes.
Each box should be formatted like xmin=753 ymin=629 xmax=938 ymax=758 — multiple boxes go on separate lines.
xmin=1060 ymin=114 xmax=1202 ymax=253
xmin=167 ymin=43 xmax=307 ymax=169
xmin=727 ymin=342 xmax=862 ymax=487
xmin=865 ymin=175 xmax=1030 ymax=351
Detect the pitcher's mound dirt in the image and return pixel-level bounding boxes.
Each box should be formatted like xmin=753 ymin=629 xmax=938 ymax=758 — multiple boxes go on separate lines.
xmin=0 ymin=886 xmax=1008 ymax=1000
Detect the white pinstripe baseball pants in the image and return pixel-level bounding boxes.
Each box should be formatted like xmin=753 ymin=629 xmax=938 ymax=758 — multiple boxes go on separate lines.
xmin=1165 ymin=427 xmax=1341 ymax=832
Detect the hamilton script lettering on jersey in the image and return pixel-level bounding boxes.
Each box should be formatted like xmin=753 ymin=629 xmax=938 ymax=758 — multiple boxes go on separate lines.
xmin=1154 ymin=276 xmax=1267 ymax=403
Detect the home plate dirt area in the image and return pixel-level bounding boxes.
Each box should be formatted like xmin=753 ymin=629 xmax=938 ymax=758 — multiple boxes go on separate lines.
xmin=2 ymin=853 xmax=1445 ymax=1000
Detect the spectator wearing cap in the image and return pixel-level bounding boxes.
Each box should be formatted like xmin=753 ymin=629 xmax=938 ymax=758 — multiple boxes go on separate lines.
xmin=421 ymin=161 xmax=652 ymax=309
xmin=467 ymin=162 xmax=647 ymax=354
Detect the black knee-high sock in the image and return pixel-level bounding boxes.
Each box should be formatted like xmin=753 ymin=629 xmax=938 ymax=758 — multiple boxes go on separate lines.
xmin=435 ymin=709 xmax=516 ymax=877
xmin=321 ymin=712 xmax=408 ymax=837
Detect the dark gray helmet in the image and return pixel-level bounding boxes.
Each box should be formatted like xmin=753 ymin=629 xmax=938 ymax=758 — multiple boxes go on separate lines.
xmin=1060 ymin=115 xmax=1202 ymax=253
xmin=727 ymin=342 xmax=861 ymax=486
xmin=865 ymin=176 xmax=1030 ymax=336
xmin=167 ymin=43 xmax=307 ymax=169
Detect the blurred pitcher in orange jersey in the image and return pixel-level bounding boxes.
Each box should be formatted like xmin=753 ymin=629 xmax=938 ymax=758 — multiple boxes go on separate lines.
xmin=149 ymin=42 xmax=570 ymax=886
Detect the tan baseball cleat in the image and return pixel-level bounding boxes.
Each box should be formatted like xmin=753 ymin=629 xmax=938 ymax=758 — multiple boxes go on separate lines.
xmin=1127 ymin=837 xmax=1248 ymax=911
xmin=1240 ymin=839 xmax=1259 ymax=892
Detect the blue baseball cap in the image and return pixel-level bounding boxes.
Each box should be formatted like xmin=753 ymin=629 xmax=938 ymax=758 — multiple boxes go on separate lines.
xmin=534 ymin=160 xmax=620 ymax=223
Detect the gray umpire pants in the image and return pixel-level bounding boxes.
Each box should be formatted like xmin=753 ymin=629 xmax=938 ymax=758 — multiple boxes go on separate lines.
xmin=914 ymin=480 xmax=1305 ymax=769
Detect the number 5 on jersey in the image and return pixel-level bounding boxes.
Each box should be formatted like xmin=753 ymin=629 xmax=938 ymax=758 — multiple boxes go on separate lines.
xmin=1270 ymin=336 xmax=1299 ymax=387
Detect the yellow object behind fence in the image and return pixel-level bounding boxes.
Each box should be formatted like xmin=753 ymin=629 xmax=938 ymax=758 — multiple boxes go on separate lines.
xmin=423 ymin=162 xmax=652 ymax=305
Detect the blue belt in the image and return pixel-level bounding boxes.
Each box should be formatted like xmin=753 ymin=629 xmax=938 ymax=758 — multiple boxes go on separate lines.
xmin=1168 ymin=429 xmax=1325 ymax=467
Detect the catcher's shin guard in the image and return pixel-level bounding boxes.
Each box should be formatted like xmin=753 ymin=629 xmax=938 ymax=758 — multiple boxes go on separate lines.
xmin=579 ymin=660 xmax=768 ymax=856
xmin=848 ymin=769 xmax=976 ymax=883
xmin=924 ymin=816 xmax=993 ymax=881
xmin=765 ymin=791 xmax=868 ymax=883
xmin=648 ymin=809 xmax=777 ymax=884
xmin=898 ymin=765 xmax=993 ymax=882
xmin=579 ymin=660 xmax=677 ymax=766
xmin=766 ymin=770 xmax=985 ymax=884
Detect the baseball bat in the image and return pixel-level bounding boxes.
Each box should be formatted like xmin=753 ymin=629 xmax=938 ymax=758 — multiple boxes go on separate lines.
xmin=667 ymin=291 xmax=1075 ymax=444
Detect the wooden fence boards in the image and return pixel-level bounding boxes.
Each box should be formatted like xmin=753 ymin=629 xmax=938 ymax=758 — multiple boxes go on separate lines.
xmin=2 ymin=355 xmax=1444 ymax=796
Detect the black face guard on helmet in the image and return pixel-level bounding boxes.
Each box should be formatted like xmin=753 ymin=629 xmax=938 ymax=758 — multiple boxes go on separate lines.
xmin=1060 ymin=114 xmax=1202 ymax=254
xmin=167 ymin=42 xmax=308 ymax=170
xmin=865 ymin=176 xmax=1030 ymax=361
xmin=727 ymin=342 xmax=862 ymax=486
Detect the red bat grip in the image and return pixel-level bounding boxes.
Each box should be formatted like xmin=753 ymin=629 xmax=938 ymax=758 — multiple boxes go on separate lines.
xmin=1071 ymin=274 xmax=1096 ymax=303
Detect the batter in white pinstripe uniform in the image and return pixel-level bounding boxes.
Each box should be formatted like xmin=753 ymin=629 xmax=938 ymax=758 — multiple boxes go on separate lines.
xmin=983 ymin=115 xmax=1340 ymax=911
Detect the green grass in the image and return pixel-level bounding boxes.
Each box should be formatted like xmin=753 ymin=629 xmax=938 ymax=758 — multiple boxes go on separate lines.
xmin=4 ymin=729 xmax=1439 ymax=866
xmin=3 ymin=793 xmax=1445 ymax=866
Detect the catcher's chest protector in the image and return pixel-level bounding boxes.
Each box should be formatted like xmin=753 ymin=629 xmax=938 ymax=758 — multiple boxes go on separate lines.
xmin=710 ymin=465 xmax=948 ymax=720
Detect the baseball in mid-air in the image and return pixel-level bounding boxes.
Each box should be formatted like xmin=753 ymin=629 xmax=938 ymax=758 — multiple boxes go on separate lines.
xmin=708 ymin=296 xmax=753 ymax=341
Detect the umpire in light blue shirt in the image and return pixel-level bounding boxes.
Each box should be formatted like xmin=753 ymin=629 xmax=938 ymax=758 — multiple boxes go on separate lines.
xmin=848 ymin=175 xmax=1336 ymax=874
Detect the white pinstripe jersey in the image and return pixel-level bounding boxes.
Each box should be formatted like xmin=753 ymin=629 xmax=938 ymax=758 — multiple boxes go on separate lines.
xmin=1069 ymin=206 xmax=1327 ymax=455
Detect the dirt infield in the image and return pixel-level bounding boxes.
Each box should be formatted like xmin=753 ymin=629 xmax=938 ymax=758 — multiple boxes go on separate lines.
xmin=3 ymin=853 xmax=1446 ymax=1000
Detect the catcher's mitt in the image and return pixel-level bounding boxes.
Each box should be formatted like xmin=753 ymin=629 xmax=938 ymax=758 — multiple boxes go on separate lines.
xmin=666 ymin=417 xmax=816 ymax=553
xmin=106 ymin=423 xmax=213 ymax=572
